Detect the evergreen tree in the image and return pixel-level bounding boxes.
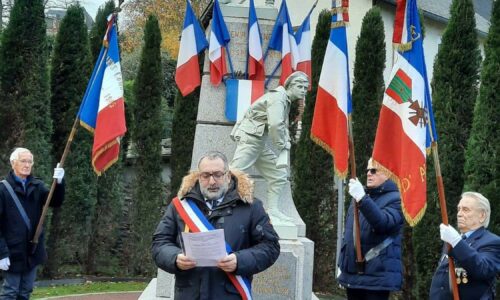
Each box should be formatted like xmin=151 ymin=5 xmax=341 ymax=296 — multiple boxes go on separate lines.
xmin=292 ymin=9 xmax=337 ymax=293
xmin=89 ymin=0 xmax=115 ymax=63
xmin=413 ymin=0 xmax=481 ymax=298
xmin=129 ymin=15 xmax=165 ymax=275
xmin=44 ymin=4 xmax=95 ymax=278
xmin=0 ymin=0 xmax=52 ymax=180
xmin=169 ymin=75 xmax=201 ymax=200
xmin=351 ymin=7 xmax=385 ymax=183
xmin=463 ymin=0 xmax=499 ymax=239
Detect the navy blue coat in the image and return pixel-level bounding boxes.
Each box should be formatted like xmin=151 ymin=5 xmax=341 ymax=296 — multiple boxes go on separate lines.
xmin=429 ymin=227 xmax=500 ymax=300
xmin=152 ymin=170 xmax=280 ymax=300
xmin=338 ymin=180 xmax=403 ymax=291
xmin=0 ymin=171 xmax=65 ymax=272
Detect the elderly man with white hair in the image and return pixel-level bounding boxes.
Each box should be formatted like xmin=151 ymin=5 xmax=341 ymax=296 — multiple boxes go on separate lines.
xmin=430 ymin=192 xmax=500 ymax=300
xmin=0 ymin=148 xmax=65 ymax=300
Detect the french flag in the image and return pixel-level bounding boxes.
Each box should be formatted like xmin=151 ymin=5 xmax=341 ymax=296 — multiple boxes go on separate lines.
xmin=310 ymin=1 xmax=351 ymax=178
xmin=225 ymin=79 xmax=264 ymax=122
xmin=209 ymin=0 xmax=231 ymax=86
xmin=295 ymin=13 xmax=311 ymax=90
xmin=175 ymin=0 xmax=208 ymax=96
xmin=247 ymin=0 xmax=265 ymax=80
xmin=79 ymin=15 xmax=126 ymax=175
xmin=268 ymin=0 xmax=299 ymax=86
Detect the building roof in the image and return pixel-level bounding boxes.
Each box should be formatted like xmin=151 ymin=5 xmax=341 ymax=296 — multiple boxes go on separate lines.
xmin=380 ymin=0 xmax=491 ymax=36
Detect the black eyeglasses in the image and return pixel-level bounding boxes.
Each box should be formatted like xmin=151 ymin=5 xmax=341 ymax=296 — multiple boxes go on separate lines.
xmin=199 ymin=171 xmax=227 ymax=181
xmin=366 ymin=168 xmax=377 ymax=175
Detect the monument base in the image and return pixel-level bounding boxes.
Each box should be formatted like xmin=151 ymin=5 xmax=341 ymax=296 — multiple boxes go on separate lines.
xmin=140 ymin=238 xmax=317 ymax=300
xmin=271 ymin=218 xmax=298 ymax=240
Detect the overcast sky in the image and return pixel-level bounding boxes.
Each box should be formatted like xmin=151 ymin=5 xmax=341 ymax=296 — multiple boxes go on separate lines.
xmin=81 ymin=0 xmax=111 ymax=19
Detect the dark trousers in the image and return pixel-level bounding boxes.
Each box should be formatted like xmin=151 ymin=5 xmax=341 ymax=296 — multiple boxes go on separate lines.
xmin=0 ymin=267 xmax=37 ymax=300
xmin=346 ymin=288 xmax=390 ymax=300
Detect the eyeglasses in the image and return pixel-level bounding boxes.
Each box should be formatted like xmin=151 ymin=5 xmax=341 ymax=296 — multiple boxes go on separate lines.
xmin=199 ymin=171 xmax=227 ymax=181
xmin=366 ymin=168 xmax=377 ymax=175
xmin=18 ymin=159 xmax=34 ymax=165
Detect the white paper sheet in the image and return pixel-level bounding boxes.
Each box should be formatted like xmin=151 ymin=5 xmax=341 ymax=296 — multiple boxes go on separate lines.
xmin=181 ymin=229 xmax=227 ymax=267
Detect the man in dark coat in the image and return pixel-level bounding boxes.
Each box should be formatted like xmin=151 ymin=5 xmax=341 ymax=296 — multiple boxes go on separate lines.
xmin=338 ymin=158 xmax=404 ymax=300
xmin=152 ymin=151 xmax=280 ymax=300
xmin=0 ymin=148 xmax=65 ymax=299
xmin=430 ymin=191 xmax=500 ymax=300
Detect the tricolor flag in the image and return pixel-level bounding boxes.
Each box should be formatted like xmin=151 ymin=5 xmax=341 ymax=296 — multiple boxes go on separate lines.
xmin=268 ymin=0 xmax=299 ymax=86
xmin=310 ymin=0 xmax=351 ymax=178
xmin=209 ymin=0 xmax=231 ymax=86
xmin=225 ymin=79 xmax=265 ymax=122
xmin=372 ymin=0 xmax=437 ymax=225
xmin=175 ymin=0 xmax=209 ymax=96
xmin=295 ymin=12 xmax=312 ymax=90
xmin=79 ymin=15 xmax=127 ymax=175
xmin=247 ymin=0 xmax=265 ymax=80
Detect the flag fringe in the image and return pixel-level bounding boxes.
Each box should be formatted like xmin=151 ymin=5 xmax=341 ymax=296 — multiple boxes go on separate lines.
xmin=371 ymin=159 xmax=426 ymax=226
xmin=330 ymin=7 xmax=348 ymax=14
xmin=92 ymin=139 xmax=120 ymax=176
xmin=310 ymin=134 xmax=348 ymax=179
xmin=393 ymin=41 xmax=413 ymax=52
xmin=80 ymin=120 xmax=95 ymax=134
xmin=331 ymin=21 xmax=348 ymax=29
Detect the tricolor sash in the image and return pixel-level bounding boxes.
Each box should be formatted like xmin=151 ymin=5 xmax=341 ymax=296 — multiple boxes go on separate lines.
xmin=172 ymin=197 xmax=252 ymax=300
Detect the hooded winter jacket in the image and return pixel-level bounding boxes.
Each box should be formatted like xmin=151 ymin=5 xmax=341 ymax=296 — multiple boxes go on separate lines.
xmin=152 ymin=169 xmax=280 ymax=300
xmin=338 ymin=179 xmax=403 ymax=291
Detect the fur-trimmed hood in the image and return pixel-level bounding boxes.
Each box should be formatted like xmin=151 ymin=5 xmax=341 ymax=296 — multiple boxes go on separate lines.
xmin=177 ymin=168 xmax=254 ymax=204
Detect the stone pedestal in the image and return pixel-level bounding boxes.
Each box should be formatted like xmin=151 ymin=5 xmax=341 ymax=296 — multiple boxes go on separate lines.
xmin=140 ymin=5 xmax=315 ymax=300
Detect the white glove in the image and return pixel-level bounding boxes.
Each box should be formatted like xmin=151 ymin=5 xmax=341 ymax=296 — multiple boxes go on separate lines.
xmin=348 ymin=178 xmax=366 ymax=202
xmin=440 ymin=223 xmax=462 ymax=247
xmin=0 ymin=257 xmax=10 ymax=271
xmin=53 ymin=163 xmax=65 ymax=184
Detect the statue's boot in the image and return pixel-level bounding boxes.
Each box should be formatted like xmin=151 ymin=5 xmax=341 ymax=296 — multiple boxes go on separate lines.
xmin=267 ymin=198 xmax=294 ymax=223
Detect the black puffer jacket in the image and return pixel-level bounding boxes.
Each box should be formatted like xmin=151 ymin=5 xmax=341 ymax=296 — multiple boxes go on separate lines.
xmin=152 ymin=169 xmax=280 ymax=300
xmin=0 ymin=171 xmax=65 ymax=272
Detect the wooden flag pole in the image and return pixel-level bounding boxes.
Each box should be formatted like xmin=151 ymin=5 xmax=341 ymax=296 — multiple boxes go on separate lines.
xmin=431 ymin=142 xmax=460 ymax=300
xmin=30 ymin=117 xmax=80 ymax=253
xmin=348 ymin=116 xmax=364 ymax=273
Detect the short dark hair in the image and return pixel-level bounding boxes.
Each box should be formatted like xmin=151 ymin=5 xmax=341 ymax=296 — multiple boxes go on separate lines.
xmin=197 ymin=151 xmax=229 ymax=171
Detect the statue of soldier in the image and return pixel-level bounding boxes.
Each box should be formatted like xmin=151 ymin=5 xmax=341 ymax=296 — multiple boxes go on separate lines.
xmin=230 ymin=71 xmax=309 ymax=223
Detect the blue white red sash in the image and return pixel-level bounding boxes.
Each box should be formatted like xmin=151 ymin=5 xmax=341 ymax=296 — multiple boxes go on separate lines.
xmin=172 ymin=197 xmax=252 ymax=300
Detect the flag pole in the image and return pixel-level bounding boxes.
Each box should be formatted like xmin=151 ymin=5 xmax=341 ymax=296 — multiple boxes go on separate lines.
xmin=347 ymin=115 xmax=364 ymax=273
xmin=424 ymin=60 xmax=460 ymax=299
xmin=431 ymin=142 xmax=460 ymax=300
xmin=430 ymin=141 xmax=460 ymax=299
xmin=30 ymin=117 xmax=79 ymax=253
xmin=264 ymin=60 xmax=282 ymax=89
xmin=30 ymin=10 xmax=119 ymax=253
xmin=335 ymin=175 xmax=345 ymax=278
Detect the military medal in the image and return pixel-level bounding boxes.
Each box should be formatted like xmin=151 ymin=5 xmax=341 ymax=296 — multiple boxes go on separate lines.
xmin=462 ymin=271 xmax=468 ymax=284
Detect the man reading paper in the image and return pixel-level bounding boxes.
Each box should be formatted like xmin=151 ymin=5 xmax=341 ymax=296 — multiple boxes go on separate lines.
xmin=152 ymin=151 xmax=280 ymax=299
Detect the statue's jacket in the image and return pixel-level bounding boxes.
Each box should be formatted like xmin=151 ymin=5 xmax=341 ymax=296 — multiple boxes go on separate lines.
xmin=231 ymin=86 xmax=290 ymax=152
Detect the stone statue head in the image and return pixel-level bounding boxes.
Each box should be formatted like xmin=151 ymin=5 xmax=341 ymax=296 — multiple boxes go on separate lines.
xmin=284 ymin=71 xmax=309 ymax=101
